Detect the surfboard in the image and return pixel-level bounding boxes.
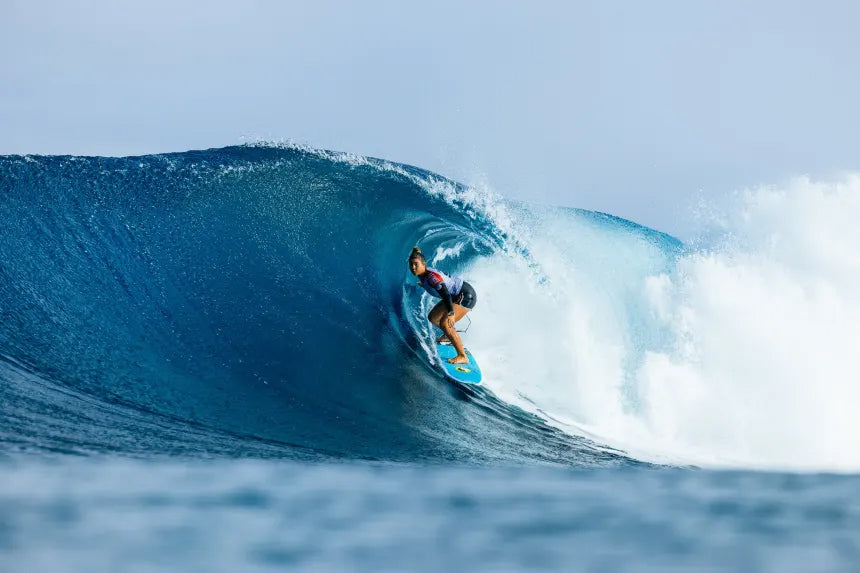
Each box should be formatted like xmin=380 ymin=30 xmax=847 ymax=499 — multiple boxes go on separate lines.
xmin=437 ymin=343 xmax=482 ymax=385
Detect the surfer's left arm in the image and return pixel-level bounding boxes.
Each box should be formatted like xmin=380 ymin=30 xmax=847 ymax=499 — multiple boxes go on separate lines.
xmin=436 ymin=283 xmax=455 ymax=316
xmin=424 ymin=272 xmax=455 ymax=314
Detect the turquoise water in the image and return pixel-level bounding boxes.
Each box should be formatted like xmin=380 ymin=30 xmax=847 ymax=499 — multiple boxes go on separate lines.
xmin=2 ymin=145 xmax=857 ymax=570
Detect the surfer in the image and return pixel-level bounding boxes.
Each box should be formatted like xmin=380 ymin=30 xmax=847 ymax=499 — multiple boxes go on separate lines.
xmin=408 ymin=247 xmax=477 ymax=365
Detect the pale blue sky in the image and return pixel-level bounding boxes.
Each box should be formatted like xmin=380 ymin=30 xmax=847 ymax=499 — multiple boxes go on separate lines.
xmin=3 ymin=0 xmax=859 ymax=236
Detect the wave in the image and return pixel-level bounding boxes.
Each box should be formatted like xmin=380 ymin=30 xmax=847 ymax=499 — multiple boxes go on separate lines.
xmin=0 ymin=145 xmax=629 ymax=466
xmin=3 ymin=145 xmax=856 ymax=471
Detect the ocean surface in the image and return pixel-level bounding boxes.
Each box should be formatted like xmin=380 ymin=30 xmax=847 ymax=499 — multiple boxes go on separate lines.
xmin=2 ymin=145 xmax=859 ymax=571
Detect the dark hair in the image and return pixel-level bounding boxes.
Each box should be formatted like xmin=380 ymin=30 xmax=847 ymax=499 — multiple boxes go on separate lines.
xmin=408 ymin=247 xmax=425 ymax=263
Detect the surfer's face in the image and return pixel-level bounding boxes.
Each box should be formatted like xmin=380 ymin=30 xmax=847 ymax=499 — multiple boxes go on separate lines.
xmin=409 ymin=258 xmax=426 ymax=276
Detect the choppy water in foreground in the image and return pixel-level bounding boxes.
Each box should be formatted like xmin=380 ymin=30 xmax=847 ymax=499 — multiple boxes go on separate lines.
xmin=3 ymin=457 xmax=859 ymax=572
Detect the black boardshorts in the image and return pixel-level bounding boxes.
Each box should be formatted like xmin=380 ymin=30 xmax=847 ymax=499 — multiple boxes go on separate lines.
xmin=454 ymin=281 xmax=477 ymax=310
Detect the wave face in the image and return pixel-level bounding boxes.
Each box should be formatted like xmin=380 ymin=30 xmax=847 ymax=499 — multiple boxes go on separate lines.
xmin=0 ymin=146 xmax=645 ymax=465
xmin=6 ymin=145 xmax=854 ymax=471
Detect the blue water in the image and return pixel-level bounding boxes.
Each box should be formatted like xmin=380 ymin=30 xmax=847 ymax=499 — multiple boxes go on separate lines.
xmin=1 ymin=145 xmax=857 ymax=571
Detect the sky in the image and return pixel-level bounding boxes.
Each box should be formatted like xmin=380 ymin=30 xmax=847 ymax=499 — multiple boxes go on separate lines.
xmin=3 ymin=0 xmax=860 ymax=237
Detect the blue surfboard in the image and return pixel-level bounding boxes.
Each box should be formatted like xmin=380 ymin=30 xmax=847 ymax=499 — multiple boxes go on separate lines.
xmin=437 ymin=343 xmax=482 ymax=385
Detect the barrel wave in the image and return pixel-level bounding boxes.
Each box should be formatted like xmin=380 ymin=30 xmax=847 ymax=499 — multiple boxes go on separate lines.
xmin=2 ymin=145 xmax=665 ymax=465
xmin=21 ymin=144 xmax=860 ymax=471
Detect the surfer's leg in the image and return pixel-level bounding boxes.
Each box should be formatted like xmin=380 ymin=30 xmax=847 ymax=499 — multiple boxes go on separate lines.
xmin=442 ymin=283 xmax=475 ymax=361
xmin=431 ymin=303 xmax=470 ymax=344
xmin=428 ymin=302 xmax=452 ymax=343
xmin=451 ymin=304 xmax=470 ymax=323
xmin=443 ymin=305 xmax=470 ymax=364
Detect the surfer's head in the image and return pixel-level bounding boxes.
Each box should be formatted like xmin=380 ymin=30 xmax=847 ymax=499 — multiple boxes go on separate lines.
xmin=408 ymin=247 xmax=426 ymax=275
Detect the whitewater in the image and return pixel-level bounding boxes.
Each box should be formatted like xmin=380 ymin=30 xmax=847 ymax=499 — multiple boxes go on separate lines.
xmin=273 ymin=145 xmax=860 ymax=472
xmin=3 ymin=144 xmax=860 ymax=571
xmin=467 ymin=174 xmax=860 ymax=472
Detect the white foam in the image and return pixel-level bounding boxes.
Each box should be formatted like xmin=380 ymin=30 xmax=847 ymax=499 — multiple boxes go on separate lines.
xmin=633 ymin=176 xmax=860 ymax=471
xmin=288 ymin=142 xmax=860 ymax=471
xmin=460 ymin=175 xmax=860 ymax=472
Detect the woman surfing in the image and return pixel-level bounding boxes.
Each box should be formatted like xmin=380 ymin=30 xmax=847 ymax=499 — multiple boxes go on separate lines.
xmin=408 ymin=247 xmax=477 ymax=365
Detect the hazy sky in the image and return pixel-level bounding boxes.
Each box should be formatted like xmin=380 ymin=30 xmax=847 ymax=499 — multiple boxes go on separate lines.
xmin=3 ymin=0 xmax=859 ymax=236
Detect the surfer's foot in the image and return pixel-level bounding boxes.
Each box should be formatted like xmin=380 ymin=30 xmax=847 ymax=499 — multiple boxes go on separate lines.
xmin=447 ymin=354 xmax=469 ymax=365
xmin=436 ymin=335 xmax=451 ymax=344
